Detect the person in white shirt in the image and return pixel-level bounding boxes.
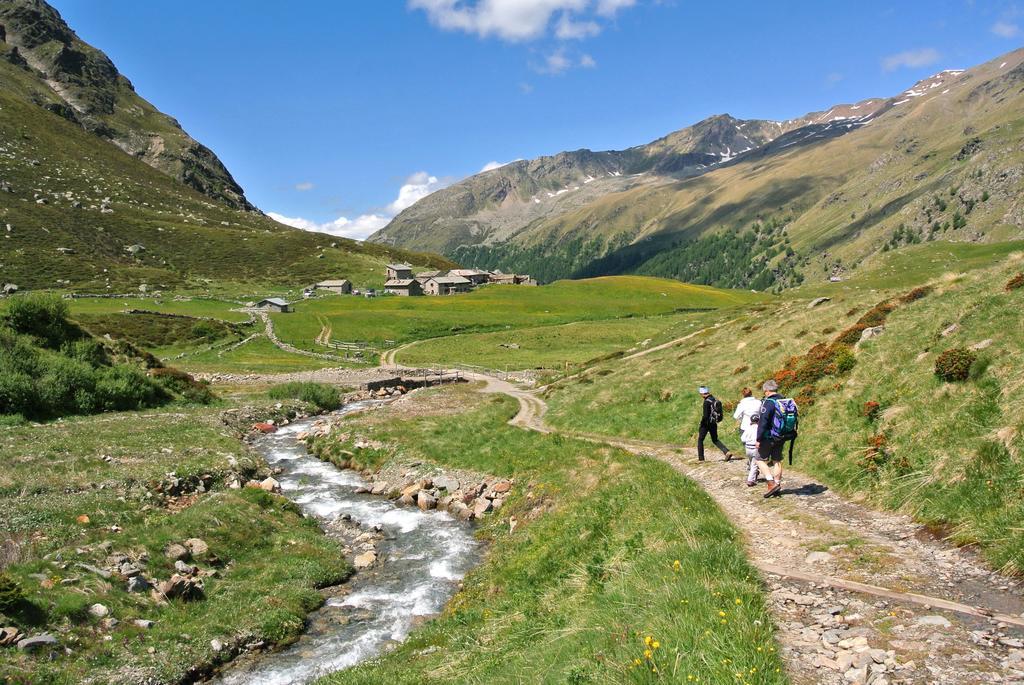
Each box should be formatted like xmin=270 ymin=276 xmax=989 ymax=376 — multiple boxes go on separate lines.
xmin=733 ymin=387 xmax=772 ymax=487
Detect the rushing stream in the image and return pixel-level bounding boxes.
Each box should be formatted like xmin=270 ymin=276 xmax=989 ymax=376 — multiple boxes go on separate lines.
xmin=216 ymin=403 xmax=481 ymax=685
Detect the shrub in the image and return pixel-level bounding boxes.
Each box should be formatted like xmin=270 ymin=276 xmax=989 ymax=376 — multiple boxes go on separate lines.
xmin=1005 ymin=273 xmax=1024 ymax=292
xmin=268 ymin=382 xmax=341 ymax=411
xmin=38 ymin=355 xmax=98 ymax=415
xmin=862 ymin=400 xmax=881 ymax=421
xmin=149 ymin=367 xmax=215 ymax=404
xmin=766 ymin=340 xmax=780 ymax=350
xmin=732 ymin=364 xmax=749 ymax=376
xmin=95 ymin=366 xmax=166 ymax=411
xmin=834 ymin=323 xmax=867 ymax=346
xmin=935 ymin=347 xmax=977 ymax=382
xmin=0 ymin=572 xmax=25 ymax=612
xmin=190 ymin=321 xmax=221 ymax=341
xmin=900 ymin=286 xmax=933 ymax=303
xmin=62 ymin=338 xmax=108 ymax=367
xmin=5 ymin=293 xmax=78 ymax=348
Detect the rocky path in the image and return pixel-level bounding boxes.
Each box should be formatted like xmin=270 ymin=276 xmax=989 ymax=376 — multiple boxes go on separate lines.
xmin=465 ymin=372 xmax=1024 ymax=685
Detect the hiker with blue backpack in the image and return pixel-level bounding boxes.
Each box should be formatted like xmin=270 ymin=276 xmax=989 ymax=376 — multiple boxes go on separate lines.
xmin=697 ymin=386 xmax=735 ymax=462
xmin=755 ymin=379 xmax=799 ymax=498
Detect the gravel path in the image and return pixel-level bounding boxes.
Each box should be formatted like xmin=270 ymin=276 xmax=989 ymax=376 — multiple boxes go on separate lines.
xmin=470 ymin=373 xmax=1024 ymax=685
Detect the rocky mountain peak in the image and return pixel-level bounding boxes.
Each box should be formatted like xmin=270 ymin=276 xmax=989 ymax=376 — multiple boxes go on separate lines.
xmin=0 ymin=0 xmax=253 ymax=210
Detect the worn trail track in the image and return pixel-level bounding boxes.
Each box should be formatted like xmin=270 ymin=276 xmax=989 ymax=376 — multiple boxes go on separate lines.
xmin=460 ymin=371 xmax=1024 ymax=684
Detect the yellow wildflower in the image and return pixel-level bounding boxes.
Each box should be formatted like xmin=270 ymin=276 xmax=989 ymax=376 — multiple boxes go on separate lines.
xmin=652 ymin=640 xmax=660 ymax=649
xmin=644 ymin=649 xmax=653 ymax=659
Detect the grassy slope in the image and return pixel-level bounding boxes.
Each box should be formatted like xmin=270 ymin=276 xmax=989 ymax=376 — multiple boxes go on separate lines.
xmin=272 ymin=277 xmax=766 ymax=353
xmin=545 ymin=254 xmax=1024 ymax=571
xmin=311 ymin=386 xmax=786 ymax=685
xmin=0 ymin=59 xmax=451 ymax=293
xmin=0 ymin=403 xmax=350 ymax=684
xmin=396 ymin=310 xmax=726 ymax=370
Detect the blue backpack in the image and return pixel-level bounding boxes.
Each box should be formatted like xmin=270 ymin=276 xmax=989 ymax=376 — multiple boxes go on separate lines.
xmin=768 ymin=397 xmax=799 ymax=464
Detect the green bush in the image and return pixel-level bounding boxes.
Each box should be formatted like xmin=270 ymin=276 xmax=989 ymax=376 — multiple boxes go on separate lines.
xmin=935 ymin=347 xmax=977 ymax=382
xmin=268 ymin=382 xmax=342 ymax=411
xmin=0 ymin=572 xmax=26 ymax=612
xmin=4 ymin=293 xmax=78 ymax=348
xmin=62 ymin=338 xmax=109 ymax=367
xmin=150 ymin=367 xmax=215 ymax=404
xmin=94 ymin=365 xmax=166 ymax=411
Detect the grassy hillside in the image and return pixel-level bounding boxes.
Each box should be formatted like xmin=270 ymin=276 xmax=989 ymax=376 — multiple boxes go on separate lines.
xmin=0 ymin=402 xmax=350 ymax=684
xmin=311 ymin=386 xmax=786 ymax=685
xmin=271 ymin=276 xmax=766 ymax=353
xmin=0 ymin=60 xmax=451 ymax=294
xmin=544 ymin=254 xmax=1024 ymax=571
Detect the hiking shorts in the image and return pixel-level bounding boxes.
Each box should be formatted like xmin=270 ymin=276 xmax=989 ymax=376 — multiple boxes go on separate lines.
xmin=758 ymin=440 xmax=784 ymax=464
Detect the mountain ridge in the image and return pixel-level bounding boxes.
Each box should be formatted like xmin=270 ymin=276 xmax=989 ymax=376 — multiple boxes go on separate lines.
xmin=369 ymin=51 xmax=1024 ymax=290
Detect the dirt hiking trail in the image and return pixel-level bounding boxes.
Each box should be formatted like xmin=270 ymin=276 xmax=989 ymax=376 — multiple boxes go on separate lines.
xmin=463 ymin=371 xmax=1024 ymax=684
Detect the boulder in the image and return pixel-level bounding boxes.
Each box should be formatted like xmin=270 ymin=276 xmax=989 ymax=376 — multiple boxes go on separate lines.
xmin=210 ymin=638 xmax=225 ymax=653
xmin=353 ymin=551 xmax=377 ymax=569
xmin=970 ymin=338 xmax=993 ymax=351
xmin=433 ymin=475 xmax=460 ymax=492
xmin=88 ymin=603 xmax=109 ymax=618
xmin=472 ymin=498 xmax=493 ymax=517
xmin=370 ymin=482 xmax=389 ymax=496
xmin=941 ymin=323 xmax=960 ymax=337
xmin=126 ymin=576 xmax=151 ymax=593
xmin=808 ymin=297 xmax=831 ymax=309
xmin=398 ymin=493 xmax=415 ymax=506
xmin=133 ymin=619 xmax=154 ymax=630
xmin=916 ymin=615 xmax=952 ymax=628
xmin=158 ymin=574 xmax=204 ymax=601
xmin=804 ymin=551 xmax=833 ymax=564
xmin=258 ymin=477 xmax=281 ymax=493
xmin=491 ymin=481 xmax=512 ymax=495
xmin=252 ymin=422 xmax=277 ymax=434
xmin=0 ymin=627 xmax=21 ymax=646
xmin=17 ymin=634 xmax=57 ymax=652
xmin=184 ymin=538 xmax=209 ymax=557
xmin=165 ymin=543 xmax=190 ymax=561
xmin=858 ymin=325 xmax=885 ymax=343
xmin=174 ymin=560 xmax=196 ymax=575
xmin=417 ymin=492 xmax=437 ymax=511
xmin=400 ymin=483 xmax=422 ymax=498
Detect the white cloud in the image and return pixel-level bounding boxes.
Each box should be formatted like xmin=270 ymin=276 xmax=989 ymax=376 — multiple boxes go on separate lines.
xmin=408 ymin=0 xmax=635 ymax=42
xmin=555 ymin=13 xmax=601 ymax=39
xmin=386 ymin=171 xmax=450 ymax=214
xmin=268 ymin=171 xmax=453 ymax=241
xmin=595 ymin=0 xmax=635 ymax=16
xmin=881 ymin=48 xmax=940 ymax=72
xmin=579 ymin=53 xmax=597 ymax=68
xmin=294 ymin=181 xmax=314 ymax=191
xmin=534 ymin=46 xmax=572 ymax=74
xmin=992 ymin=20 xmax=1021 ymax=38
xmin=480 ymin=158 xmax=523 ymax=172
xmin=518 ymin=81 xmax=535 ymax=93
xmin=267 ymin=212 xmax=389 ymax=240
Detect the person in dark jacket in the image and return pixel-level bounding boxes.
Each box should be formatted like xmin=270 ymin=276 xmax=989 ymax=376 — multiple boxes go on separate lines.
xmin=755 ymin=379 xmax=785 ymax=497
xmin=697 ymin=386 xmax=734 ymax=462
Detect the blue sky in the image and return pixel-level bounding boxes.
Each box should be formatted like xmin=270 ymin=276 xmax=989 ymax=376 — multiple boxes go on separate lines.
xmin=52 ymin=0 xmax=1023 ymax=238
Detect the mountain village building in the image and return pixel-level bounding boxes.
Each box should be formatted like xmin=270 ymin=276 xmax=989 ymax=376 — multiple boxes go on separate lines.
xmin=383 ymin=279 xmax=423 ymax=296
xmin=423 ymin=275 xmax=473 ymax=296
xmin=386 ymin=263 xmax=414 ymax=281
xmin=256 ymin=297 xmax=291 ymax=313
xmin=313 ymin=279 xmax=352 ymax=294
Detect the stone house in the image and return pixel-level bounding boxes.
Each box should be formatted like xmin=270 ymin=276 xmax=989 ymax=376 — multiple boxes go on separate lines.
xmin=314 ymin=279 xmax=352 ymax=294
xmin=386 ymin=263 xmax=413 ymax=281
xmin=423 ymin=275 xmax=472 ymax=296
xmin=256 ymin=298 xmax=291 ymax=313
xmin=384 ymin=279 xmax=423 ymax=296
xmin=449 ymin=268 xmax=491 ymax=285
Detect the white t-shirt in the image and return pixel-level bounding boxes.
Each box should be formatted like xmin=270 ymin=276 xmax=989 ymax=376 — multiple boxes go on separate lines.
xmin=734 ymin=396 xmax=762 ymax=445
